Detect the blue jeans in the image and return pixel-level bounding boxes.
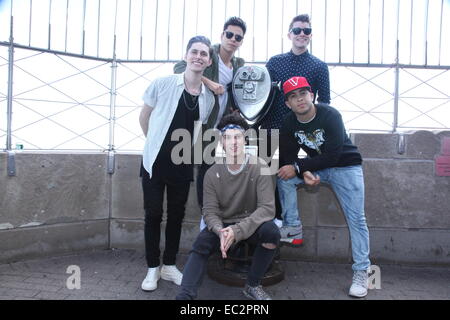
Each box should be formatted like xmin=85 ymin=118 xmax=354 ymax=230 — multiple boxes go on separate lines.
xmin=277 ymin=165 xmax=370 ymax=271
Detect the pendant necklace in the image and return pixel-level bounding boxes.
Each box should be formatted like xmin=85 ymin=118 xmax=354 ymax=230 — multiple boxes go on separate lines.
xmin=183 ymin=76 xmax=200 ymax=111
xmin=183 ymin=90 xmax=199 ymax=111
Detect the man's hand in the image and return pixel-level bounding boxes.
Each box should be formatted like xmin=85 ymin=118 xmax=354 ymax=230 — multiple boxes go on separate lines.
xmin=303 ymin=171 xmax=320 ymax=186
xmin=219 ymin=227 xmax=235 ymax=259
xmin=278 ymin=165 xmax=297 ymax=180
xmin=139 ymin=105 xmax=154 ymax=137
xmin=203 ymin=77 xmax=225 ymax=95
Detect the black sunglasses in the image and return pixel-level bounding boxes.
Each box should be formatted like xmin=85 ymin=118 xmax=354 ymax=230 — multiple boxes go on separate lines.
xmin=290 ymin=27 xmax=312 ymax=36
xmin=224 ymin=31 xmax=244 ymax=42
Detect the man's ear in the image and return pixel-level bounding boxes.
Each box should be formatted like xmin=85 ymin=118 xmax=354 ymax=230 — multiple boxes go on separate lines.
xmin=285 ymin=100 xmax=292 ymax=109
xmin=287 ymin=31 xmax=293 ymax=41
xmin=206 ymin=57 xmax=212 ymax=67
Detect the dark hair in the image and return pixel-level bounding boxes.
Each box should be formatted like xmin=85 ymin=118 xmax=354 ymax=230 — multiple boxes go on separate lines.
xmin=186 ymin=35 xmax=213 ymax=57
xmin=223 ymin=16 xmax=247 ymax=35
xmin=289 ymin=14 xmax=311 ymax=31
xmin=217 ymin=113 xmax=249 ymax=132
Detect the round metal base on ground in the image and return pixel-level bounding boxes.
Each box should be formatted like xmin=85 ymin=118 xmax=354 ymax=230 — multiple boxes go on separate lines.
xmin=207 ymin=254 xmax=285 ymax=287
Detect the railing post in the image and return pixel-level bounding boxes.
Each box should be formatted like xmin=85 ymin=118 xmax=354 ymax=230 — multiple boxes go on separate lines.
xmin=6 ymin=17 xmax=16 ymax=176
xmin=6 ymin=18 xmax=14 ymax=151
xmin=107 ymin=36 xmax=117 ymax=175
xmin=393 ymin=39 xmax=400 ymax=133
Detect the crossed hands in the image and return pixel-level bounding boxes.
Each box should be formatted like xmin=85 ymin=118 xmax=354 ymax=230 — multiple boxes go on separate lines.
xmin=219 ymin=227 xmax=235 ymax=259
xmin=302 ymin=171 xmax=321 ymax=186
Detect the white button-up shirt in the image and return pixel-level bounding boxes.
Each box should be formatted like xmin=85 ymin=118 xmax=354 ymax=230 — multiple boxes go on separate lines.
xmin=142 ymin=73 xmax=215 ymax=178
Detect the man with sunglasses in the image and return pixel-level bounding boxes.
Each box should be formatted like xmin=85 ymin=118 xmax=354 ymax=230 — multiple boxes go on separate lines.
xmin=175 ymin=17 xmax=246 ymax=127
xmin=174 ymin=17 xmax=247 ymax=223
xmin=259 ymin=14 xmax=331 ymax=242
xmin=264 ymin=14 xmax=330 ymax=124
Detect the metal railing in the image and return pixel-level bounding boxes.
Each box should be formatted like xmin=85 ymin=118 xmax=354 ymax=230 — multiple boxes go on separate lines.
xmin=1 ymin=0 xmax=449 ymax=154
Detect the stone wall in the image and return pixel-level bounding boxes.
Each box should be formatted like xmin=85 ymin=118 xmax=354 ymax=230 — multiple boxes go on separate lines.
xmin=1 ymin=131 xmax=449 ymax=265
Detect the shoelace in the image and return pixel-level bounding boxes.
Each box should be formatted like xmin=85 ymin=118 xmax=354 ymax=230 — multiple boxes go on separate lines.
xmin=353 ymin=271 xmax=367 ymax=286
xmin=250 ymin=286 xmax=271 ymax=300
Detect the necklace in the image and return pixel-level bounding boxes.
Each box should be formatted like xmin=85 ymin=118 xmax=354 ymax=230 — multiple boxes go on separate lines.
xmin=298 ymin=112 xmax=316 ymax=124
xmin=183 ymin=90 xmax=199 ymax=111
xmin=298 ymin=106 xmax=317 ymax=124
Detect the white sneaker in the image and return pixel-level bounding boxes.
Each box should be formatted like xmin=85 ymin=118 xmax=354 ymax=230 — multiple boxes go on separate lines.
xmin=161 ymin=264 xmax=183 ymax=285
xmin=349 ymin=270 xmax=368 ymax=298
xmin=273 ymin=218 xmax=283 ymax=228
xmin=141 ymin=267 xmax=160 ymax=291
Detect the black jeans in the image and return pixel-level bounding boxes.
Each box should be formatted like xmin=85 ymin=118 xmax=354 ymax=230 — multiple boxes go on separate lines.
xmin=176 ymin=221 xmax=280 ymax=300
xmin=141 ymin=165 xmax=191 ymax=268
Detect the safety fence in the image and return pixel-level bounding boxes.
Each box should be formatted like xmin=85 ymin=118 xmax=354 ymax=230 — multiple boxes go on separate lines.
xmin=1 ymin=0 xmax=449 ymax=151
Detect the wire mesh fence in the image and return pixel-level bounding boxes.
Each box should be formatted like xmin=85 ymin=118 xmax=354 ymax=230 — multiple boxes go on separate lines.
xmin=1 ymin=0 xmax=449 ymax=151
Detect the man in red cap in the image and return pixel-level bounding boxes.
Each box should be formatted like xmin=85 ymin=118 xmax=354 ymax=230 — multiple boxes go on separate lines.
xmin=277 ymin=76 xmax=371 ymax=298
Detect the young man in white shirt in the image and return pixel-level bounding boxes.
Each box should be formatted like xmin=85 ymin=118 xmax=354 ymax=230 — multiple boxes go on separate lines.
xmin=139 ymin=36 xmax=215 ymax=292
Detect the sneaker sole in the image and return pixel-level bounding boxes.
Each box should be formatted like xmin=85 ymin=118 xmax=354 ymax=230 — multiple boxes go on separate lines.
xmin=242 ymin=290 xmax=256 ymax=300
xmin=141 ymin=283 xmax=158 ymax=292
xmin=280 ymin=238 xmax=303 ymax=247
xmin=348 ymin=291 xmax=368 ymax=298
xmin=161 ymin=274 xmax=182 ymax=285
xmin=141 ymin=287 xmax=157 ymax=292
xmin=141 ymin=275 xmax=160 ymax=292
xmin=243 ymin=289 xmax=272 ymax=300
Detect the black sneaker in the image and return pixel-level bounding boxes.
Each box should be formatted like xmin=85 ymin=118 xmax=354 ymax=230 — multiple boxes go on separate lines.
xmin=243 ymin=284 xmax=272 ymax=300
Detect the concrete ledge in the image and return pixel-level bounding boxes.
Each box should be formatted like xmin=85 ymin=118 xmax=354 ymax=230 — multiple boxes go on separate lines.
xmin=356 ymin=130 xmax=450 ymax=160
xmin=110 ymin=219 xmax=144 ymax=250
xmin=363 ymin=159 xmax=450 ymax=229
xmin=111 ymin=154 xmax=201 ymax=222
xmin=110 ymin=219 xmax=200 ymax=259
xmin=112 ymin=155 xmax=143 ymax=220
xmin=369 ymin=228 xmax=450 ymax=266
xmin=1 ymin=130 xmax=449 ymax=266
xmin=355 ymin=133 xmax=403 ymax=159
xmin=0 ymin=221 xmax=109 ymax=263
xmin=298 ymin=185 xmax=347 ymax=227
xmin=0 ymin=152 xmax=109 ymax=227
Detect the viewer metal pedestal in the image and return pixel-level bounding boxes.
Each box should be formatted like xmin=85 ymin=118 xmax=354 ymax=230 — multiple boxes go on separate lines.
xmin=207 ymin=242 xmax=284 ymax=287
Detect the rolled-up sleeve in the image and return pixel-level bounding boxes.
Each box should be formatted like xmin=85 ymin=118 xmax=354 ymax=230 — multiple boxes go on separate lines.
xmin=142 ymin=79 xmax=159 ymax=108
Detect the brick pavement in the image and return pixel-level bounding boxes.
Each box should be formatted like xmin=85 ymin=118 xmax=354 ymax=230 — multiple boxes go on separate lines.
xmin=0 ymin=249 xmax=449 ymax=300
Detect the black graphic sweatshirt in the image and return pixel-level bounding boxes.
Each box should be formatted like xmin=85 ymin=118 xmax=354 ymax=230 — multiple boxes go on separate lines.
xmin=279 ymin=103 xmax=362 ymax=175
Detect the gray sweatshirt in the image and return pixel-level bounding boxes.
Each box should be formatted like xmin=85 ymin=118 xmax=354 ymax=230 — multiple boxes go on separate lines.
xmin=202 ymin=155 xmax=276 ymax=243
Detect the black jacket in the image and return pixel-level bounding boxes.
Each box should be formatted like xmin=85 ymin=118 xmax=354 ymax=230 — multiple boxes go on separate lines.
xmin=279 ymin=103 xmax=362 ymax=175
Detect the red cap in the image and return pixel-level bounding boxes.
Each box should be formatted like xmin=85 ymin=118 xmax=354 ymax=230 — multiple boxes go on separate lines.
xmin=283 ymin=76 xmax=311 ymax=95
